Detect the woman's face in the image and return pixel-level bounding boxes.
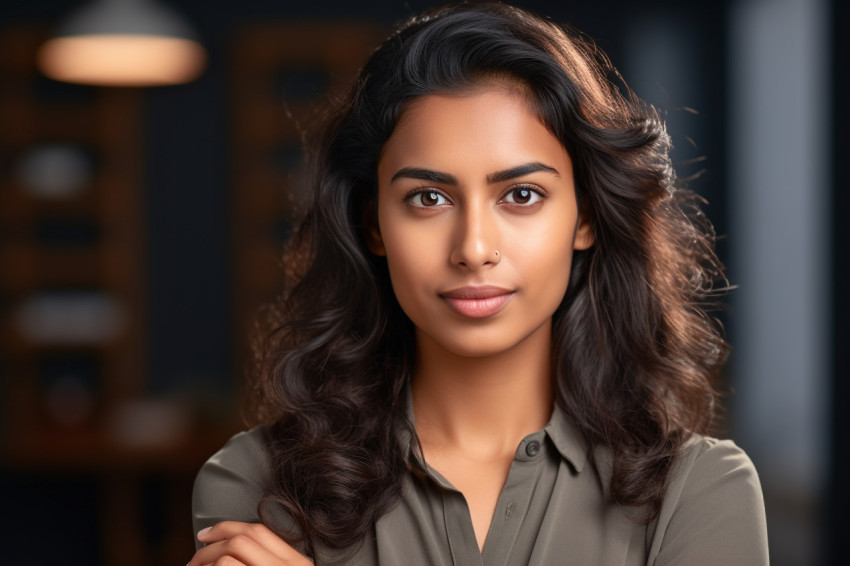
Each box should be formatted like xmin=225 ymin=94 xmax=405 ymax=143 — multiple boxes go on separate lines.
xmin=371 ymin=85 xmax=593 ymax=359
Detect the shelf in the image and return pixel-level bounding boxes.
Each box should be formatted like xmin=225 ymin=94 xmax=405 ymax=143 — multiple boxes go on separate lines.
xmin=0 ymin=245 xmax=103 ymax=290
xmin=1 ymin=425 xmax=237 ymax=474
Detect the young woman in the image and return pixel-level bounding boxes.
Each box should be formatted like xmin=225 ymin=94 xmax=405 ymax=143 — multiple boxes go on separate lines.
xmin=189 ymin=3 xmax=768 ymax=565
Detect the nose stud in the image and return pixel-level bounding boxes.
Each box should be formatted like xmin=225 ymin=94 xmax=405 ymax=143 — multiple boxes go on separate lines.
xmin=491 ymin=249 xmax=501 ymax=262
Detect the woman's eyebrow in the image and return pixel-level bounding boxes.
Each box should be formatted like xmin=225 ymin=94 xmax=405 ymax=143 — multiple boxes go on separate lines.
xmin=487 ymin=162 xmax=559 ymax=183
xmin=391 ymin=167 xmax=458 ymax=185
xmin=391 ymin=162 xmax=559 ymax=185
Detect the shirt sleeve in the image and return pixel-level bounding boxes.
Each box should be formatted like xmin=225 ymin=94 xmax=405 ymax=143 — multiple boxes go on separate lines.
xmin=191 ymin=428 xmax=271 ymax=550
xmin=648 ymin=437 xmax=769 ymax=566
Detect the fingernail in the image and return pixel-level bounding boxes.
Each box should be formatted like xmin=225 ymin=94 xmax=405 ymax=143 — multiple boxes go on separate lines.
xmin=197 ymin=526 xmax=212 ymax=538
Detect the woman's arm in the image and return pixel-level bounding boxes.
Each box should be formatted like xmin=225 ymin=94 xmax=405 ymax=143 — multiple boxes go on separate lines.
xmin=192 ymin=429 xmax=270 ymax=541
xmin=191 ymin=428 xmax=312 ymax=564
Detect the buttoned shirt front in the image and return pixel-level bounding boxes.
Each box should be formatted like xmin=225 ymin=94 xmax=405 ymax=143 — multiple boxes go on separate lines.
xmin=193 ymin=404 xmax=768 ymax=565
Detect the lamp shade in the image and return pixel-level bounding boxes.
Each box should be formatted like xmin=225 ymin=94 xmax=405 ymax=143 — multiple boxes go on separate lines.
xmin=38 ymin=0 xmax=207 ymax=87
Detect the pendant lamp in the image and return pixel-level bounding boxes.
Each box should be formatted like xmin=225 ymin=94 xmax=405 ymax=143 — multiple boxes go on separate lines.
xmin=37 ymin=0 xmax=207 ymax=87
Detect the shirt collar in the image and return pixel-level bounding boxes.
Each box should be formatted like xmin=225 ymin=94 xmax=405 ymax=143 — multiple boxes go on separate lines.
xmin=401 ymin=386 xmax=588 ymax=475
xmin=543 ymin=402 xmax=588 ymax=473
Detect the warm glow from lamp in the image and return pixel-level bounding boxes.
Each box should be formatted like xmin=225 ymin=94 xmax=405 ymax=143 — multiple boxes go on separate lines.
xmin=39 ymin=34 xmax=206 ymax=86
xmin=37 ymin=0 xmax=207 ymax=87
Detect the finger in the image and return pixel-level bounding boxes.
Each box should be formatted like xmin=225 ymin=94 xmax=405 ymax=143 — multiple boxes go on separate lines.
xmin=190 ymin=536 xmax=279 ymax=566
xmin=202 ymin=557 xmax=246 ymax=566
xmin=196 ymin=522 xmax=310 ymax=564
xmin=197 ymin=521 xmax=270 ymax=544
xmin=214 ymin=560 xmax=247 ymax=566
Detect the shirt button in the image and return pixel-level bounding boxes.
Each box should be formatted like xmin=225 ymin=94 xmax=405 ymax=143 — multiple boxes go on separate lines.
xmin=525 ymin=440 xmax=540 ymax=457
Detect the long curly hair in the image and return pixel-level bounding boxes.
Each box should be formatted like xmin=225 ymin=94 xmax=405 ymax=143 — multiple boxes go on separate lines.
xmin=249 ymin=1 xmax=728 ymax=555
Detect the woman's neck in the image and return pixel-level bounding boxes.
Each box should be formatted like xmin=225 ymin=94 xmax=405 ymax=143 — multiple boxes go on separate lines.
xmin=411 ymin=322 xmax=555 ymax=459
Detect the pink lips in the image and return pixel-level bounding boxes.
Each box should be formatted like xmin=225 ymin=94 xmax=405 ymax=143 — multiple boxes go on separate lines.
xmin=440 ymin=285 xmax=514 ymax=319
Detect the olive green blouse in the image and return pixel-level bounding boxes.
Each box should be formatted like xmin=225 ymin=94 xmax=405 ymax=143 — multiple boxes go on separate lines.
xmin=192 ymin=404 xmax=768 ymax=565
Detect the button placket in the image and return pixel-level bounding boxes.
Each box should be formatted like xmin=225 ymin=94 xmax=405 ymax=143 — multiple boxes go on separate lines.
xmin=443 ymin=489 xmax=484 ymax=566
xmin=481 ymin=435 xmax=548 ymax=565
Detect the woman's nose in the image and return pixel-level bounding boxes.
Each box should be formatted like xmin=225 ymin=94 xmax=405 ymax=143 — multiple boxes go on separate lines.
xmin=448 ymin=202 xmax=501 ymax=269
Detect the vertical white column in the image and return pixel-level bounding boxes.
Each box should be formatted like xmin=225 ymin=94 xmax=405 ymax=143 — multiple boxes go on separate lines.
xmin=728 ymin=0 xmax=830 ymax=563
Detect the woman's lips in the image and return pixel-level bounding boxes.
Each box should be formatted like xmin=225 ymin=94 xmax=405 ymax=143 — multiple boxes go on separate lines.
xmin=440 ymin=286 xmax=514 ymax=319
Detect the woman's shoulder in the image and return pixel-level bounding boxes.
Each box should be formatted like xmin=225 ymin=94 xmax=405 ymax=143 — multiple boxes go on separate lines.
xmin=646 ymin=434 xmax=769 ymax=565
xmin=676 ymin=434 xmax=760 ymax=482
xmin=198 ymin=426 xmax=272 ymax=480
xmin=666 ymin=434 xmax=765 ymax=521
xmin=192 ymin=426 xmax=273 ymax=537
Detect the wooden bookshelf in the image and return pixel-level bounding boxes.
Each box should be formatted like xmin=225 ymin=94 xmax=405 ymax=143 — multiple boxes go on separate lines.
xmin=0 ymin=27 xmax=211 ymax=566
xmin=0 ymin=27 xmax=146 ymax=454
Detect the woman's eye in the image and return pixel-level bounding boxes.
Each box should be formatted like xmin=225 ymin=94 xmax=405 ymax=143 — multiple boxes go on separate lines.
xmin=502 ymin=186 xmax=543 ymax=205
xmin=408 ymin=190 xmax=448 ymax=207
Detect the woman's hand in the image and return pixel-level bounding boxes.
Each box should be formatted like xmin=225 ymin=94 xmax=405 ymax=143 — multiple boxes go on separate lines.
xmin=188 ymin=521 xmax=313 ymax=566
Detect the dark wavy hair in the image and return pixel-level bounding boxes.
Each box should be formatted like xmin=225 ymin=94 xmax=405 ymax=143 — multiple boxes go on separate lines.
xmin=250 ymin=1 xmax=728 ymax=556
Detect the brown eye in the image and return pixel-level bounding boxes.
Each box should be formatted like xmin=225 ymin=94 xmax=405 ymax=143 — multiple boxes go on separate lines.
xmin=502 ymin=185 xmax=543 ymax=206
xmin=408 ymin=190 xmax=448 ymax=207
xmin=514 ymin=187 xmax=532 ymax=203
xmin=422 ymin=191 xmax=441 ymax=205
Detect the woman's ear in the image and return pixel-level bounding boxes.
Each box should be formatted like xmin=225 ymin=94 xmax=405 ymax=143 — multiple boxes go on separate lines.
xmin=573 ymin=212 xmax=594 ymax=251
xmin=363 ymin=199 xmax=386 ymax=256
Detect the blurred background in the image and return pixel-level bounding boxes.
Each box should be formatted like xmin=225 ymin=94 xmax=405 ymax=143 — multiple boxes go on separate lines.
xmin=0 ymin=0 xmax=844 ymax=564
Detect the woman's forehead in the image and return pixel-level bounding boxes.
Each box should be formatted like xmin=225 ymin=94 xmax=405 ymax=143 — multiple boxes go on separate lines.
xmin=378 ymin=88 xmax=571 ymax=186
